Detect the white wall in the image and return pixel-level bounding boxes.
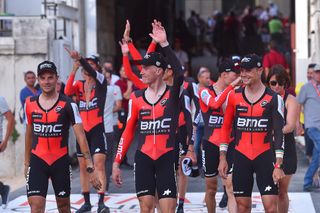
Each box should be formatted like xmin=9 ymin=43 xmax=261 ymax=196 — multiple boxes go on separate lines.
xmin=0 ymin=18 xmax=50 ymax=177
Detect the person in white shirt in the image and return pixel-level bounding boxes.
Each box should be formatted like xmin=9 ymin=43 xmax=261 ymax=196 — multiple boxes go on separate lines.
xmin=103 ymin=71 xmax=122 ymax=193
xmin=103 ymin=62 xmax=120 ymax=85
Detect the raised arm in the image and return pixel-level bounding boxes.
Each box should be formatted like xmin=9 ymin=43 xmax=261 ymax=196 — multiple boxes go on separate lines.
xmin=119 ymin=39 xmax=147 ymax=89
xmin=149 ymin=20 xmax=184 ymax=96
xmin=64 ymin=61 xmax=80 ymax=96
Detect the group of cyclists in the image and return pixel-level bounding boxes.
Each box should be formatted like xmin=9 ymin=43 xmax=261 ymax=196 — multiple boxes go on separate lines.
xmin=23 ymin=19 xmax=298 ymax=213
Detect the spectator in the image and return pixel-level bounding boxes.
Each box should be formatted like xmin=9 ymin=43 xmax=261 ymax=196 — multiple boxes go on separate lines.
xmin=263 ymin=40 xmax=289 ymax=78
xmin=103 ymin=71 xmax=122 ymax=194
xmin=174 ymin=38 xmax=189 ymax=70
xmin=296 ymin=64 xmax=316 ymax=162
xmin=0 ymin=96 xmax=14 ymax=209
xmin=19 ymin=71 xmax=40 ymax=108
xmin=297 ymin=64 xmax=320 ymax=191
xmin=103 ymin=62 xmax=120 ymax=85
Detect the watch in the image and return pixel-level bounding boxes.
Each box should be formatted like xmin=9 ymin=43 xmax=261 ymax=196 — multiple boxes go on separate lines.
xmin=274 ymin=163 xmax=283 ymax=169
xmin=86 ymin=167 xmax=94 ymax=173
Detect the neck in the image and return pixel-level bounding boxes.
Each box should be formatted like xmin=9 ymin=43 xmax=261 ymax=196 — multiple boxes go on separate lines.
xmin=279 ymin=89 xmax=285 ymax=96
xmin=27 ymin=85 xmax=35 ymax=90
xmin=246 ymin=81 xmax=265 ymax=93
xmin=40 ymin=90 xmax=58 ymax=100
xmin=148 ymin=78 xmax=166 ymax=93
xmin=313 ymin=79 xmax=320 ymax=85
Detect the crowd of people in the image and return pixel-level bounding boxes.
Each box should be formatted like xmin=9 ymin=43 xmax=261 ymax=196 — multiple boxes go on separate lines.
xmin=0 ymin=4 xmax=319 ymax=213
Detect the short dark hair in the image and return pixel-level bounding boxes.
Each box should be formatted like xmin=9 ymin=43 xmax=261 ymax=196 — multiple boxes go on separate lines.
xmin=308 ymin=63 xmax=316 ymax=69
xmin=267 ymin=64 xmax=291 ymax=88
xmin=24 ymin=71 xmax=36 ymax=78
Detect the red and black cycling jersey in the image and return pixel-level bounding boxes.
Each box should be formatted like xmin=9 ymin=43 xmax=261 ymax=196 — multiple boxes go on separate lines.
xmin=25 ymin=95 xmax=82 ymax=165
xmin=220 ymin=87 xmax=285 ymax=160
xmin=114 ymin=45 xmax=184 ymax=163
xmin=65 ymin=58 xmax=107 ymax=132
xmin=199 ymin=85 xmax=234 ymax=146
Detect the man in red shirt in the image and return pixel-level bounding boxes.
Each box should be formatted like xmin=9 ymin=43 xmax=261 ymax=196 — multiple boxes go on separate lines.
xmin=263 ymin=40 xmax=289 ymax=77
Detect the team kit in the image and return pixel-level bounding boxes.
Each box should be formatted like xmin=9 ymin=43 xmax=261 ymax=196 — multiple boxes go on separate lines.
xmin=24 ymin=20 xmax=295 ymax=213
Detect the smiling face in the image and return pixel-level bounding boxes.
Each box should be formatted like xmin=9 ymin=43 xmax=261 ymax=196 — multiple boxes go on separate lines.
xmin=141 ymin=65 xmax=163 ymax=84
xmin=38 ymin=71 xmax=58 ymax=95
xmin=240 ymin=67 xmax=263 ymax=86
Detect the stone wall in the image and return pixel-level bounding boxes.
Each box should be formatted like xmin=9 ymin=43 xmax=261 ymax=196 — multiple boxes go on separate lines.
xmin=0 ymin=18 xmax=50 ymax=177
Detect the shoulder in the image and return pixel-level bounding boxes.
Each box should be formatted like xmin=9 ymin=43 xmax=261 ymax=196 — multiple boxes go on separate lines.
xmin=286 ymin=94 xmax=298 ymax=105
xmin=59 ymin=95 xmax=76 ymax=107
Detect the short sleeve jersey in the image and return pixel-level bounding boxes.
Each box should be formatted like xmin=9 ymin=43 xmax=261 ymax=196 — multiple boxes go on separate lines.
xmin=0 ymin=96 xmax=10 ymax=141
xmin=25 ymin=95 xmax=82 ymax=165
xmin=221 ymin=87 xmax=285 ymax=160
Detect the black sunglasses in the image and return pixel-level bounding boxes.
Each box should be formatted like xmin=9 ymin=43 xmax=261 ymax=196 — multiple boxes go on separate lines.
xmin=269 ymin=80 xmax=285 ymax=86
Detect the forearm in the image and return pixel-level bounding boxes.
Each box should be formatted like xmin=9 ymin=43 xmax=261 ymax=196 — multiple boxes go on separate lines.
xmin=64 ymin=73 xmax=77 ymax=95
xmin=24 ymin=127 xmax=32 ymax=166
xmin=3 ymin=113 xmax=14 ymax=143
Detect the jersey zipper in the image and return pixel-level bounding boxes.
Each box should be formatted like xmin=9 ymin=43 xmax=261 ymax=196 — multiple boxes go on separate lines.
xmin=45 ymin=110 xmax=50 ymax=151
xmin=152 ymin=103 xmax=156 ymax=144
xmin=250 ymin=103 xmax=253 ymax=144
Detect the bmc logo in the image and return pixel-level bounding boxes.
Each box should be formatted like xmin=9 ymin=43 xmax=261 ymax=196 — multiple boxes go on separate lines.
xmin=140 ymin=118 xmax=172 ymax=130
xmin=209 ymin=115 xmax=223 ymax=125
xmin=237 ymin=118 xmax=268 ymax=128
xmin=34 ymin=123 xmax=63 ymax=133
xmin=79 ymin=97 xmax=97 ymax=109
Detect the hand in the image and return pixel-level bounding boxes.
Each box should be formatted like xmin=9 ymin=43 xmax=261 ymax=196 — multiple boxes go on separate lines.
xmin=112 ymin=163 xmax=123 ymax=187
xmin=65 ymin=47 xmax=81 ymax=61
xmin=230 ymin=77 xmax=242 ymax=87
xmin=272 ymin=168 xmax=285 ymax=184
xmin=119 ymin=39 xmax=129 ymax=55
xmin=0 ymin=140 xmax=8 ymax=152
xmin=123 ymin=20 xmax=131 ymax=42
xmin=218 ymin=157 xmax=228 ymax=179
xmin=149 ymin=19 xmax=168 ymax=46
xmin=24 ymin=164 xmax=30 ymax=179
xmin=88 ymin=170 xmax=102 ymax=191
xmin=72 ymin=61 xmax=81 ymax=72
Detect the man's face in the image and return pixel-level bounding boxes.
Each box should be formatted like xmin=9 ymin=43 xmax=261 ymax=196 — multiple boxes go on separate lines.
xmin=198 ymin=71 xmax=211 ymax=87
xmin=141 ymin=65 xmax=162 ymax=84
xmin=240 ymin=67 xmax=261 ymax=85
xmin=38 ymin=72 xmax=58 ymax=94
xmin=25 ymin=73 xmax=36 ymax=87
xmin=104 ymin=62 xmax=113 ymax=73
xmin=313 ymin=70 xmax=320 ymax=83
xmin=307 ymin=68 xmax=314 ymax=81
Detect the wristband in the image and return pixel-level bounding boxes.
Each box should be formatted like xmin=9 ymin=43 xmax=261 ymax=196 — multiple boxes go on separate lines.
xmin=274 ymin=163 xmax=283 ymax=169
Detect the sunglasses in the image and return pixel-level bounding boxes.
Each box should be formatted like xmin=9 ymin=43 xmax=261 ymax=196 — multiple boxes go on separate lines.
xmin=269 ymin=80 xmax=285 ymax=86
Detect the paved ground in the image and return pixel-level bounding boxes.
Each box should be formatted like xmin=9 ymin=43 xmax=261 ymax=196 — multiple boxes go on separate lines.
xmin=8 ymin=139 xmax=320 ymax=212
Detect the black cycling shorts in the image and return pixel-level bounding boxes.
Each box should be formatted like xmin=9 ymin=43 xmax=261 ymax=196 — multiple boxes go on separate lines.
xmin=134 ymin=150 xmax=177 ymax=199
xmin=202 ymin=139 xmax=219 ymax=178
xmin=26 ymin=154 xmax=71 ymax=198
xmin=77 ymin=124 xmax=107 ymax=157
xmin=174 ymin=125 xmax=189 ymax=169
xmin=226 ymin=140 xmax=235 ymax=174
xmin=232 ymin=150 xmax=278 ymax=197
